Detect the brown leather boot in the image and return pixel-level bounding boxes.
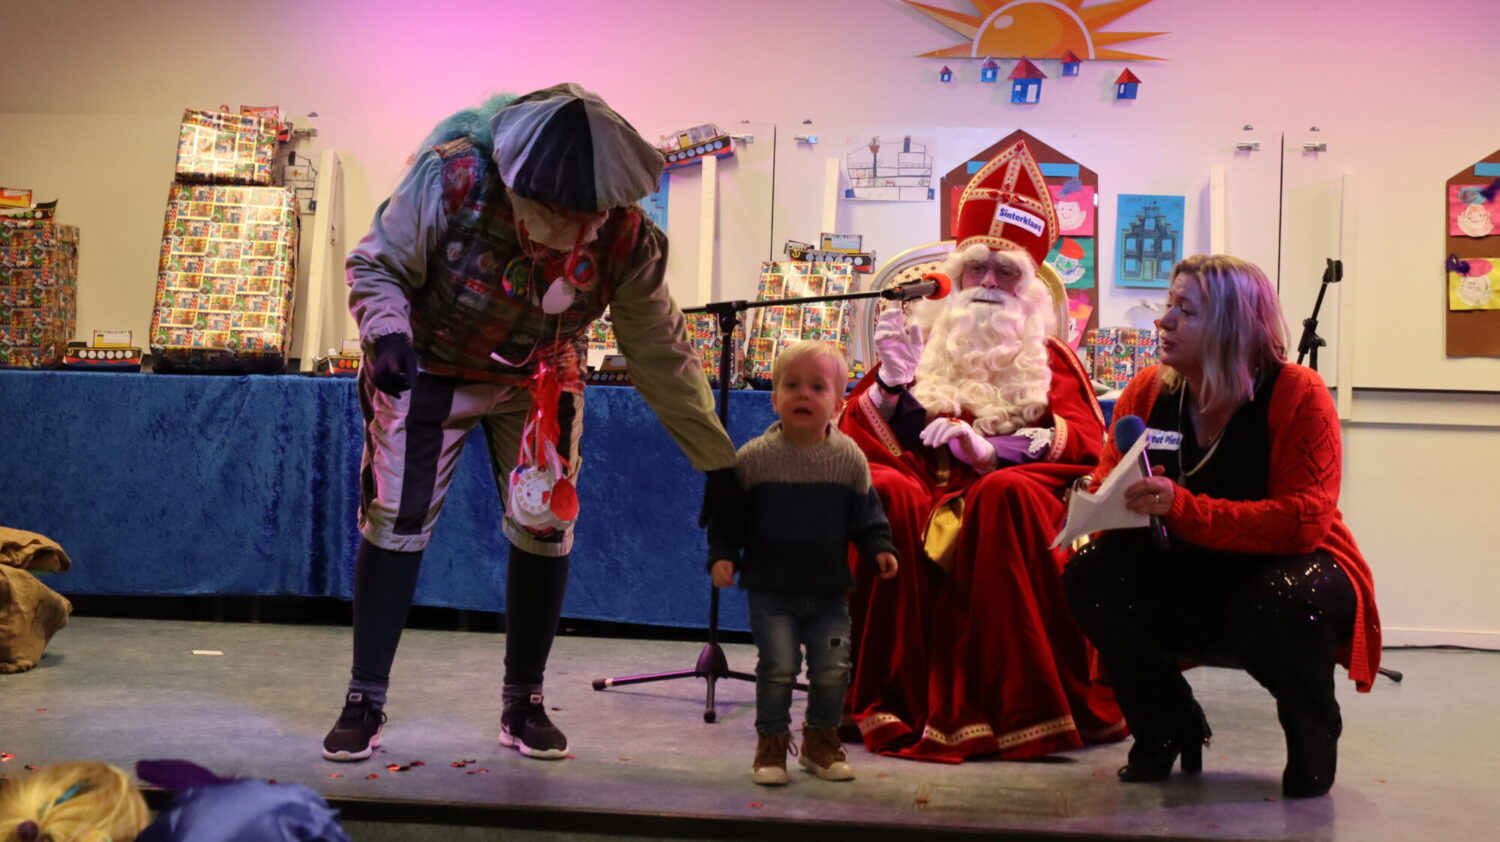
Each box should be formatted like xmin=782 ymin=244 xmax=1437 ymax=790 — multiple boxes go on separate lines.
xmin=752 ymin=732 xmax=792 ymax=785
xmin=799 ymin=725 xmax=855 ymax=781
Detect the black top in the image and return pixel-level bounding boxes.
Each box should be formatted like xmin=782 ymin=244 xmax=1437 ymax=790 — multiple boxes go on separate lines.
xmin=1145 ymin=363 xmax=1283 ymax=502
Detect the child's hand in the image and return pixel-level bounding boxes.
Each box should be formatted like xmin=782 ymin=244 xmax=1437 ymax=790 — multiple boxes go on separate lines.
xmin=710 ymin=560 xmax=737 ymax=588
xmin=875 ymin=551 xmax=899 ymax=580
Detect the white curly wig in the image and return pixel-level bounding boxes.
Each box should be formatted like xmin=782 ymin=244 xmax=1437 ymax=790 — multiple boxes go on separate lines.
xmin=908 ymin=244 xmax=1056 ymax=436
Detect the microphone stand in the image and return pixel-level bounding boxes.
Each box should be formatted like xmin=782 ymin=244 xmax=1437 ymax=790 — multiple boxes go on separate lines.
xmin=1296 ymin=258 xmax=1342 ymax=370
xmin=1291 ymin=259 xmax=1402 ymax=685
xmin=591 ymin=286 xmax=906 ymax=722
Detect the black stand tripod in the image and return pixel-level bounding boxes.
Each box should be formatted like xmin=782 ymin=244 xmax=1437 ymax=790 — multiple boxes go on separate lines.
xmin=1294 ymin=258 xmax=1402 ymax=685
xmin=591 ymin=285 xmax=909 ymax=721
xmin=1296 ymin=258 xmax=1342 ymax=368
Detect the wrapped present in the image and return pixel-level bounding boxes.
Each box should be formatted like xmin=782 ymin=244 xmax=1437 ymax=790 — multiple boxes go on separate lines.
xmin=149 ymin=184 xmax=298 ymax=373
xmin=1084 ymin=327 xmax=1159 ymax=389
xmin=584 ymin=311 xmax=616 ymax=354
xmin=0 ymin=216 xmax=78 ymax=369
xmin=743 ymin=262 xmax=858 ymax=385
xmin=686 ymin=311 xmax=747 ymax=387
xmin=174 ymin=108 xmax=278 ymax=186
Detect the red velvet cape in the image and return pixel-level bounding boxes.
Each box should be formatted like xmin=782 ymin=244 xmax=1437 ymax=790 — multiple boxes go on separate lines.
xmin=839 ymin=337 xmax=1126 ymax=761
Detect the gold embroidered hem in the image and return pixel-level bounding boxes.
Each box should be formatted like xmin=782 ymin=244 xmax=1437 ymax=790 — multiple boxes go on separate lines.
xmin=919 ymin=714 xmax=1078 ymax=751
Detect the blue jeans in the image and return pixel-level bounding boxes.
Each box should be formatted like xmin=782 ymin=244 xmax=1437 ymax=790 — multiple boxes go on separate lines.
xmin=747 ymin=591 xmax=853 ymax=737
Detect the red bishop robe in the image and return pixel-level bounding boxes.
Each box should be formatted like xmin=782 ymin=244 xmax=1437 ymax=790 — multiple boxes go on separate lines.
xmin=840 ymin=336 xmax=1127 ymax=761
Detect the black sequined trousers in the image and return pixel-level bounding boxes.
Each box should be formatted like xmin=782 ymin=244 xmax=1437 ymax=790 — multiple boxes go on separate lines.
xmin=1063 ymin=530 xmax=1355 ymax=794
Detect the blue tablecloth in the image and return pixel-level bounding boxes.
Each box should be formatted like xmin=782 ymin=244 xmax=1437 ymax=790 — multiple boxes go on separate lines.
xmin=0 ymin=370 xmax=1111 ymax=632
xmin=0 ymin=370 xmax=775 ymax=631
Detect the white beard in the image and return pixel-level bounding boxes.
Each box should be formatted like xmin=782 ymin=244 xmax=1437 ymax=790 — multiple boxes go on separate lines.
xmin=909 ymin=248 xmax=1055 ymax=436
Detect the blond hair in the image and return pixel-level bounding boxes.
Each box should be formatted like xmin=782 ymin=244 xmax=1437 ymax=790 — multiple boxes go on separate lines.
xmin=0 ymin=762 xmax=149 ymax=842
xmin=771 ymin=340 xmax=846 ymax=391
xmin=1161 ymin=254 xmax=1288 ymax=416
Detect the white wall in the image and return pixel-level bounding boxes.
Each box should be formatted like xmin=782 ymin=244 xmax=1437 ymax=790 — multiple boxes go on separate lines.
xmin=3 ymin=0 xmax=1498 ymax=644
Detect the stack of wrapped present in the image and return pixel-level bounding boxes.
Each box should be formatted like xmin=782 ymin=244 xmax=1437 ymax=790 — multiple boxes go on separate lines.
xmin=0 ymin=199 xmax=78 ymax=369
xmin=1082 ymin=327 xmax=1160 ymax=390
xmin=148 ymin=108 xmax=298 ymax=373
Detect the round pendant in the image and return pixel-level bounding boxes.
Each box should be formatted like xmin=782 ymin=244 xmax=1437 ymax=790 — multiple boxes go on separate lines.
xmin=511 ymin=467 xmax=555 ymax=518
xmin=503 ymin=256 xmax=529 ymax=296
xmin=541 ymin=277 xmax=576 ymax=314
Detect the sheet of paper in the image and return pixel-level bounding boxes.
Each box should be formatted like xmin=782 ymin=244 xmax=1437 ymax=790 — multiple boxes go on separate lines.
xmin=1050 ymin=434 xmax=1151 ymax=549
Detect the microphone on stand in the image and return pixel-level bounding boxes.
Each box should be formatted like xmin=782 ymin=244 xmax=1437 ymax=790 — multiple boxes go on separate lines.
xmin=880 ymin=272 xmax=953 ymax=301
xmin=1112 ymin=414 xmax=1170 ymax=553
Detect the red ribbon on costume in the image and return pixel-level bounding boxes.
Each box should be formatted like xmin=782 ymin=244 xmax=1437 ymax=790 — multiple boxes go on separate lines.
xmin=510 ymin=360 xmax=579 ymax=530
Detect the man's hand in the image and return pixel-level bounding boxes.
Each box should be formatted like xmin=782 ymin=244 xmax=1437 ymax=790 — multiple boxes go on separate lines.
xmin=368 ymin=333 xmax=419 ymax=397
xmin=710 ymin=560 xmax=737 ymax=588
xmin=875 ymin=551 xmax=899 ymax=580
xmin=919 ymin=418 xmax=998 ymax=471
xmin=873 ymin=307 xmax=923 ymax=388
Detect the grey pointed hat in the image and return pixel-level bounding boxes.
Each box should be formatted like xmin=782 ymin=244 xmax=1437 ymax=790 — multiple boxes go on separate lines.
xmin=488 ymin=83 xmax=664 ymax=212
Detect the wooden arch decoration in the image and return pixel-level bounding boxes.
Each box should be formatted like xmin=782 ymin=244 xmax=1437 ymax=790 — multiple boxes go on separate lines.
xmin=940 ymin=129 xmax=1100 ymax=335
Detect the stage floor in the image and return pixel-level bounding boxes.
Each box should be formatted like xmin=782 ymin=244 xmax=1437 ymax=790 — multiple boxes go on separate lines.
xmin=3 ymin=617 xmax=1495 ymax=841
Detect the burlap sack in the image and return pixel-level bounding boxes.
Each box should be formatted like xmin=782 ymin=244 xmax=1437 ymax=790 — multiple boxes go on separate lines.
xmin=0 ymin=565 xmax=71 ymax=673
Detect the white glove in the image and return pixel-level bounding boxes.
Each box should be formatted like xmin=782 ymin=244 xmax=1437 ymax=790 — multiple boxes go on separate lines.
xmin=873 ymin=306 xmax=923 ymax=387
xmin=920 ymin=418 xmax=999 ymax=472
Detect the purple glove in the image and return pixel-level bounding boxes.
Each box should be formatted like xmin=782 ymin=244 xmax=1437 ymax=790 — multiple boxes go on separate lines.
xmin=367 ymin=333 xmax=419 ymax=397
xmin=987 ymin=427 xmax=1054 ymax=466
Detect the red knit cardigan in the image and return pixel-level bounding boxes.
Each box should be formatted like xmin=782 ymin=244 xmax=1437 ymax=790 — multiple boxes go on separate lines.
xmin=1094 ymin=364 xmax=1382 ymax=691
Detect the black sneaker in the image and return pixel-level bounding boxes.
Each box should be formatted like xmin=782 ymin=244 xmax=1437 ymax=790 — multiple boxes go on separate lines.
xmin=322 ymin=692 xmax=386 ymax=761
xmin=499 ymin=694 xmax=568 ymax=760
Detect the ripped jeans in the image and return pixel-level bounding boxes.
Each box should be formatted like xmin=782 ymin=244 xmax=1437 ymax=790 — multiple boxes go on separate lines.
xmin=747 ymin=591 xmax=853 ymax=737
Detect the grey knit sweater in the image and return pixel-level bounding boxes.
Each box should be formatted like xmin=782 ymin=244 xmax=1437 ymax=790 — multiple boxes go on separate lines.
xmin=706 ymin=423 xmax=896 ymax=597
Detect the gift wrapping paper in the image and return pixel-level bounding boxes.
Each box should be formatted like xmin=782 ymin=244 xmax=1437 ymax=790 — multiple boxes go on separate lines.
xmin=687 ymin=312 xmax=748 ymax=386
xmin=744 ymin=262 xmax=857 ymax=383
xmin=149 ymin=184 xmax=297 ymax=372
xmin=174 ymin=108 xmax=277 ymax=186
xmin=1084 ymin=327 xmax=1160 ymax=389
xmin=0 ymin=218 xmax=78 ymax=368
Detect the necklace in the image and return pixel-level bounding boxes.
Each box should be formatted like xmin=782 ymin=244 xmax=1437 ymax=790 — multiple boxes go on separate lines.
xmin=1176 ymin=387 xmax=1226 ymax=479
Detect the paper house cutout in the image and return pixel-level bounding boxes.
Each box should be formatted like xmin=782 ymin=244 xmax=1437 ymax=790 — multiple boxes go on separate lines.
xmin=1060 ymin=50 xmax=1082 ymax=77
xmin=1009 ymin=58 xmax=1046 ymax=104
xmin=1115 ymin=69 xmax=1142 ymax=100
xmin=939 ymin=65 xmax=953 ymax=83
xmin=980 ymin=57 xmax=999 ymax=83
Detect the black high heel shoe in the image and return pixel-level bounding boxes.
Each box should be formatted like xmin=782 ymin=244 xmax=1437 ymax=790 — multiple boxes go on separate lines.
xmin=1118 ymin=702 xmax=1212 ymax=783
